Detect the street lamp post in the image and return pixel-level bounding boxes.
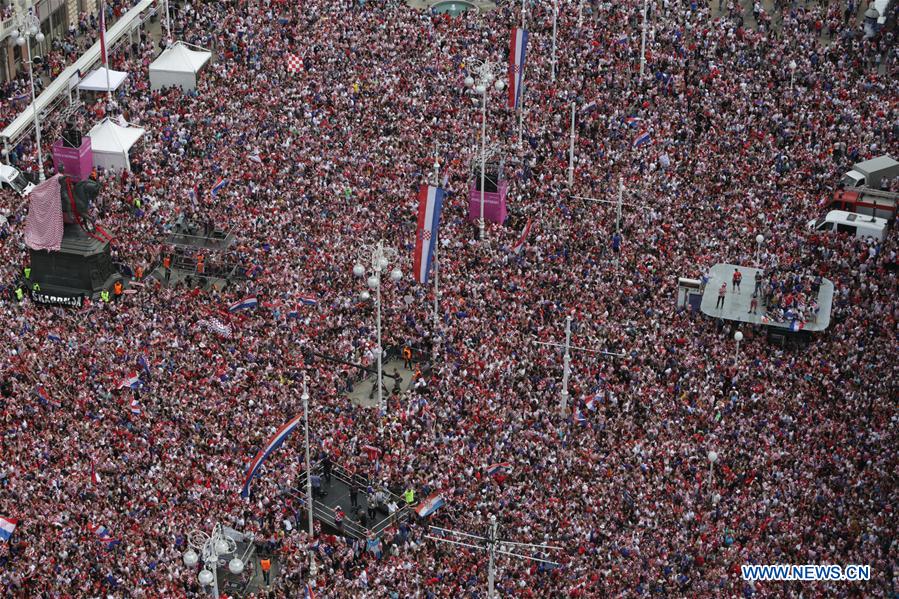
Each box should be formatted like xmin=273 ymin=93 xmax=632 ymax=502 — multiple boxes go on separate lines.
xmin=567 ymin=102 xmax=576 ymax=187
xmin=182 ymin=524 xmax=245 ymax=599
xmin=789 ymin=60 xmax=797 ymax=92
xmin=755 ymin=234 xmax=764 ymax=267
xmin=551 ymin=0 xmax=558 ymax=82
xmin=734 ymin=331 xmax=743 ymax=363
xmin=639 ymin=0 xmax=649 ymax=79
xmin=708 ymin=450 xmax=718 ymax=492
xmin=301 ymin=379 xmax=319 ymax=587
xmin=10 ymin=9 xmax=47 ymax=182
xmin=353 ymin=242 xmax=402 ymax=426
xmin=465 ymin=60 xmax=506 ymax=240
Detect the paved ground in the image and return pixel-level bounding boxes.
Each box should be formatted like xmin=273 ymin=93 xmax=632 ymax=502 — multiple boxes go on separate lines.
xmin=346 ymin=357 xmax=418 ymax=409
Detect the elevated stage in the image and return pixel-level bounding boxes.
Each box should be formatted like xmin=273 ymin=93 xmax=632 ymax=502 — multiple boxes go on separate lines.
xmin=700 ymin=263 xmax=833 ymax=332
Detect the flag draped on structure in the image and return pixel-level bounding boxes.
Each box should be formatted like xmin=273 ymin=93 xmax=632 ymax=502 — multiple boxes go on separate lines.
xmin=240 ymin=414 xmax=304 ymax=497
xmin=24 ymin=175 xmax=64 ymax=251
xmin=413 ymin=185 xmax=444 ymax=285
xmin=508 ymin=28 xmax=528 ymax=109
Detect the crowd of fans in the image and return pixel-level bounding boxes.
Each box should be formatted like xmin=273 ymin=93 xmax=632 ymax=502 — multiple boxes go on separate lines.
xmin=0 ymin=0 xmax=896 ymax=596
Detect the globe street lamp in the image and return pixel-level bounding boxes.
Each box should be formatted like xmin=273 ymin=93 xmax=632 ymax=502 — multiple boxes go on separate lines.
xmin=465 ymin=59 xmax=505 ymax=241
xmin=755 ymin=234 xmax=764 ymax=267
xmin=10 ymin=8 xmax=46 ymax=182
xmin=708 ymin=450 xmax=718 ymax=492
xmin=353 ymin=241 xmax=402 ymax=425
xmin=182 ymin=524 xmax=244 ymax=598
xmin=789 ymin=60 xmax=797 ymax=92
xmin=734 ymin=330 xmax=743 ymax=363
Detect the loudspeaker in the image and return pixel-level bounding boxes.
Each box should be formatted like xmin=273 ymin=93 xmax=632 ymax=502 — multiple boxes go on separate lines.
xmin=473 ymin=169 xmax=498 ymax=193
xmin=62 ymin=127 xmax=82 ymax=149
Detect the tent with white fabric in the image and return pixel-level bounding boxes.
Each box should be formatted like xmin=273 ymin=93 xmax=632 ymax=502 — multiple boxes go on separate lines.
xmin=149 ymin=42 xmax=212 ymax=91
xmin=86 ymin=118 xmax=146 ymax=172
xmin=77 ymin=67 xmax=129 ymax=93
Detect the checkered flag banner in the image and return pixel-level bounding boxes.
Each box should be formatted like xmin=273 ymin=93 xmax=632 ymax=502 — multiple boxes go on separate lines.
xmin=197 ymin=318 xmax=232 ymax=338
xmin=25 ymin=174 xmax=65 ymax=251
xmin=286 ymin=53 xmax=303 ymax=73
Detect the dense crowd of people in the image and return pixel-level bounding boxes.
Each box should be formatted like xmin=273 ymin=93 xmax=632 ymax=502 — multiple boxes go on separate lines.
xmin=0 ymin=0 xmax=896 ymax=596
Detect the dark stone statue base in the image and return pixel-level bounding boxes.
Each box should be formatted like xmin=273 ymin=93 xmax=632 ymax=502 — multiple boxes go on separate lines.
xmin=30 ymin=228 xmax=118 ymax=297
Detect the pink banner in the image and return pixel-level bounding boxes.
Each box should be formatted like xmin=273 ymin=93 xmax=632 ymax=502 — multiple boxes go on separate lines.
xmin=468 ymin=181 xmax=508 ymax=224
xmin=52 ymin=138 xmax=93 ymax=181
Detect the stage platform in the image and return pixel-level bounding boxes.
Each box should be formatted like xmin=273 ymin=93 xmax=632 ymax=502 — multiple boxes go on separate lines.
xmin=283 ymin=463 xmax=411 ymax=541
xmin=700 ymin=263 xmax=833 ymax=332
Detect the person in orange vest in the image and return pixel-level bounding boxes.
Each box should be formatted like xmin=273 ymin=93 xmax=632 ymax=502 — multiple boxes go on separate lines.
xmin=135 ymin=265 xmax=143 ymax=280
xmin=162 ymin=255 xmax=172 ymax=283
xmin=260 ymin=556 xmax=271 ymax=586
xmin=196 ymin=254 xmax=205 ymax=275
xmin=113 ymin=280 xmax=123 ymax=297
xmin=402 ymin=345 xmax=413 ymax=369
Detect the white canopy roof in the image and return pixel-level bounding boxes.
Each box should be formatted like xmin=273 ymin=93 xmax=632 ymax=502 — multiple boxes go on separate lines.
xmin=77 ymin=67 xmax=129 ymax=92
xmin=149 ymin=42 xmax=212 ymax=74
xmin=87 ymin=118 xmax=146 ymax=154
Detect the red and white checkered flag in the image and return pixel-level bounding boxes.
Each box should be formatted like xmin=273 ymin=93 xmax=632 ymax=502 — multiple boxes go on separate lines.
xmin=286 ymin=53 xmax=303 ymax=73
xmin=25 ymin=174 xmax=64 ymax=251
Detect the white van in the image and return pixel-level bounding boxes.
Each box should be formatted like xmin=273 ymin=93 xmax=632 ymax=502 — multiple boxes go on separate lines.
xmin=807 ymin=210 xmax=887 ymax=241
xmin=0 ymin=164 xmax=35 ymax=196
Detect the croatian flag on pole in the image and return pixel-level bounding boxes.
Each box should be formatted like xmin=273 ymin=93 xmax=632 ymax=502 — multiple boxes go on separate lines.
xmin=413 ymin=185 xmax=444 ymax=285
xmin=486 ymin=462 xmax=511 ymax=476
xmin=117 ymin=372 xmax=141 ymax=390
xmin=240 ymin=414 xmax=304 ymax=497
xmin=90 ymin=524 xmax=119 ymax=548
xmin=304 ymin=584 xmax=316 ymax=599
xmin=512 ymin=218 xmax=533 ymax=254
xmin=0 ymin=517 xmax=17 ymax=542
xmin=633 ymin=131 xmax=652 ymax=148
xmin=228 ymin=296 xmax=258 ymax=313
xmin=415 ymin=493 xmax=446 ymax=518
xmin=508 ymin=28 xmax=528 ymax=109
xmin=210 ymin=178 xmax=229 ymax=197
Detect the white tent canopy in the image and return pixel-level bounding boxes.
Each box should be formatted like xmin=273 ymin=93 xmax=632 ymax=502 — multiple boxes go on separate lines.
xmin=86 ymin=118 xmax=146 ymax=172
xmin=77 ymin=67 xmax=129 ymax=93
xmin=149 ymin=42 xmax=212 ymax=91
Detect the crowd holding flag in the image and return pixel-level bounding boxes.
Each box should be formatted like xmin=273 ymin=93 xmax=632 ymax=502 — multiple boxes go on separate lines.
xmin=413 ymin=185 xmax=445 ymax=285
xmin=508 ymin=28 xmax=528 ymax=109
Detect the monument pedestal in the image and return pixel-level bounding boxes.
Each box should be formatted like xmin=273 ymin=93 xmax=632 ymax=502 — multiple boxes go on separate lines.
xmin=30 ymin=227 xmax=118 ymax=298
